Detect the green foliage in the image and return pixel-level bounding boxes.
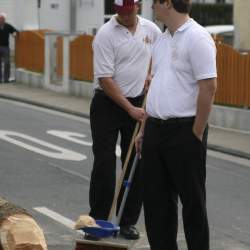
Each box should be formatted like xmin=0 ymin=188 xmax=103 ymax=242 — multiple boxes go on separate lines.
xmin=190 ymin=3 xmax=233 ymax=26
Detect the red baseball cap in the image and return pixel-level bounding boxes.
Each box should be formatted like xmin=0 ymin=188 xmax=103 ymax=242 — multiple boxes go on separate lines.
xmin=114 ymin=0 xmax=139 ymax=14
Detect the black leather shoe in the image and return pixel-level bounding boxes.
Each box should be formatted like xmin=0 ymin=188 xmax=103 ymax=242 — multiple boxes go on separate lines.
xmin=120 ymin=225 xmax=140 ymax=240
xmin=84 ymin=233 xmax=100 ymax=241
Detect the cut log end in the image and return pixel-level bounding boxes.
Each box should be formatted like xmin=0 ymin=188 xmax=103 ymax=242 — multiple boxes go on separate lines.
xmin=0 ymin=197 xmax=48 ymax=250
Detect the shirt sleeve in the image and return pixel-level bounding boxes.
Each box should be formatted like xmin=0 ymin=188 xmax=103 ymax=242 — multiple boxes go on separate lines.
xmin=189 ymin=36 xmax=217 ymax=81
xmin=93 ymin=33 xmax=115 ymax=79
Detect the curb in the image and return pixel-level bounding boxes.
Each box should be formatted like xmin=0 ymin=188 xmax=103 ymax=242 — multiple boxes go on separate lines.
xmin=0 ymin=94 xmax=90 ymax=119
xmin=208 ymin=144 xmax=250 ymax=160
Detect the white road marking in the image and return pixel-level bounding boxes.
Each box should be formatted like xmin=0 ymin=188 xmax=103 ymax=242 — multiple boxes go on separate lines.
xmin=47 ymin=130 xmax=92 ymax=146
xmin=49 ymin=162 xmax=90 ymax=182
xmin=0 ymin=130 xmax=86 ymax=161
xmin=33 ymin=207 xmax=75 ymax=230
xmin=47 ymin=130 xmax=122 ymax=157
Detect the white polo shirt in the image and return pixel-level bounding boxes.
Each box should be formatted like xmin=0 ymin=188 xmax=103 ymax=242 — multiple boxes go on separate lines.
xmin=93 ymin=15 xmax=162 ymax=98
xmin=146 ymin=18 xmax=217 ymax=119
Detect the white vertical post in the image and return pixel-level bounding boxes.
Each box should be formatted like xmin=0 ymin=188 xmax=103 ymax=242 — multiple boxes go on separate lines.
xmin=62 ymin=35 xmax=70 ymax=93
xmin=44 ymin=34 xmax=51 ymax=88
xmin=234 ymin=0 xmax=250 ymax=51
xmin=141 ymin=0 xmax=153 ymax=21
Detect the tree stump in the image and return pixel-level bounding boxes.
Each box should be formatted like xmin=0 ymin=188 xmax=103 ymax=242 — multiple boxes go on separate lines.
xmin=0 ymin=197 xmax=48 ymax=250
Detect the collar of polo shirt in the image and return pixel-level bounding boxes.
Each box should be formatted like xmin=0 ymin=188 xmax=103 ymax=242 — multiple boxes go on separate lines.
xmin=177 ymin=18 xmax=193 ymax=32
xmin=164 ymin=18 xmax=193 ymax=36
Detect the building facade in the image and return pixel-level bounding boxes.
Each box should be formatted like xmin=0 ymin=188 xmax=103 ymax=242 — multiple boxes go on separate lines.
xmin=0 ymin=0 xmax=16 ymax=25
xmin=0 ymin=0 xmax=233 ymax=33
xmin=0 ymin=0 xmax=153 ymax=33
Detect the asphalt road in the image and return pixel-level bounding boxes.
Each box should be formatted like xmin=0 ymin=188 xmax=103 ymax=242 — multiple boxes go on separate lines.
xmin=0 ymin=98 xmax=250 ymax=250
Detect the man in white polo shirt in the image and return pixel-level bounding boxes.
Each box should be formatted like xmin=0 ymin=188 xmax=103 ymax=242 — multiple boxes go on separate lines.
xmin=136 ymin=0 xmax=217 ymax=249
xmin=89 ymin=0 xmax=161 ymax=240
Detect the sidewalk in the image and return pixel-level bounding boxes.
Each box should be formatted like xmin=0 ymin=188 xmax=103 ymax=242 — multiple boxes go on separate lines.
xmin=1 ymin=82 xmax=250 ymax=160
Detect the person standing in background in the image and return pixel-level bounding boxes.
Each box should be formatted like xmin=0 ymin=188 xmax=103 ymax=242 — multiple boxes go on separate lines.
xmin=0 ymin=13 xmax=18 ymax=83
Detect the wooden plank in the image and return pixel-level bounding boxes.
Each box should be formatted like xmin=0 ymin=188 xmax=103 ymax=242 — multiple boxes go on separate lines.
xmin=75 ymin=239 xmax=129 ymax=250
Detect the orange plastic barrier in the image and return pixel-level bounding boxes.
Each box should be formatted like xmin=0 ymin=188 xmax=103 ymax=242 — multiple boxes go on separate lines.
xmin=15 ymin=30 xmax=46 ymax=73
xmin=215 ymin=42 xmax=250 ymax=108
xmin=70 ymin=35 xmax=94 ymax=81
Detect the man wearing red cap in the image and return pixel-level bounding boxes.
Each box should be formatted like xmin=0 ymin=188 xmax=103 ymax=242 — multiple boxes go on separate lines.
xmin=89 ymin=0 xmax=161 ymax=240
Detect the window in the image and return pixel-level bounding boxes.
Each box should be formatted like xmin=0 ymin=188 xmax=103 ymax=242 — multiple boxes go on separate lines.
xmin=104 ymin=0 xmax=114 ymax=23
xmin=104 ymin=18 xmax=111 ymax=23
xmin=105 ymin=0 xmax=115 ymax=15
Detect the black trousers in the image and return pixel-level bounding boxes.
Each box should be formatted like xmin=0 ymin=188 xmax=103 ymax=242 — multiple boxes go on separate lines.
xmin=142 ymin=117 xmax=209 ymax=250
xmin=89 ymin=91 xmax=144 ymax=226
xmin=0 ymin=46 xmax=10 ymax=82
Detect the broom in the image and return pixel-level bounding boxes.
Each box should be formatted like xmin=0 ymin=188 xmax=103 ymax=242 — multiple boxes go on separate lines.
xmin=75 ymin=96 xmax=147 ymax=250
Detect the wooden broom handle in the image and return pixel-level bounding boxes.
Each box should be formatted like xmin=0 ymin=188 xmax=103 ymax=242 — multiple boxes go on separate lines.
xmin=108 ymin=95 xmax=147 ymax=222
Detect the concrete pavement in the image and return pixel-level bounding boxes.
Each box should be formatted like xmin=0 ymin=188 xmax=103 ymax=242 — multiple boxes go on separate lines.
xmin=1 ymin=82 xmax=250 ymax=160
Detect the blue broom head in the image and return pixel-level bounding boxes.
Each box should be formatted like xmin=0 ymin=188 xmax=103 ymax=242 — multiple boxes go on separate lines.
xmin=81 ymin=220 xmax=120 ymax=238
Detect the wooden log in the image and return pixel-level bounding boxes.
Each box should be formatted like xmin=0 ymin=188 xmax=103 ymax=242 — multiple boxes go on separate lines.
xmin=0 ymin=197 xmax=48 ymax=250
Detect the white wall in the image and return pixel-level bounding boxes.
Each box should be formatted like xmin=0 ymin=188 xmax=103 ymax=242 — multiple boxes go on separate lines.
xmin=15 ymin=0 xmax=38 ymax=30
xmin=0 ymin=0 xmax=16 ymax=25
xmin=1 ymin=0 xmax=235 ymax=33
xmin=76 ymin=0 xmax=104 ymax=32
xmin=75 ymin=0 xmax=155 ymax=33
xmin=0 ymin=0 xmax=38 ymax=30
xmin=141 ymin=0 xmax=153 ymax=21
xmin=15 ymin=0 xmax=70 ymax=31
xmin=39 ymin=0 xmax=70 ymax=31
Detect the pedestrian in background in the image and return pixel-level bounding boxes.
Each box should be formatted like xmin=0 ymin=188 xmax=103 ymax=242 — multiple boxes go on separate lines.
xmin=88 ymin=0 xmax=161 ymax=240
xmin=136 ymin=0 xmax=217 ymax=249
xmin=0 ymin=12 xmax=18 ymax=83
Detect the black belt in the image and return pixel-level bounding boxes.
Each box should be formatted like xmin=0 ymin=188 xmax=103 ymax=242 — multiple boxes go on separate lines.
xmin=94 ymin=89 xmax=105 ymax=96
xmin=148 ymin=116 xmax=195 ymax=125
xmin=94 ymin=89 xmax=144 ymax=101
